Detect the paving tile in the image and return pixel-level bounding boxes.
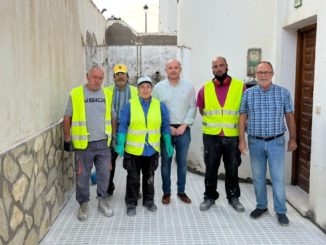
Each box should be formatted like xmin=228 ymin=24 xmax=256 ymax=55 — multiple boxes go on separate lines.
xmin=41 ymin=159 xmax=326 ymax=245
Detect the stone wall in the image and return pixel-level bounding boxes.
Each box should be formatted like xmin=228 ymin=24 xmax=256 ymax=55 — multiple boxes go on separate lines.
xmin=0 ymin=122 xmax=74 ymax=244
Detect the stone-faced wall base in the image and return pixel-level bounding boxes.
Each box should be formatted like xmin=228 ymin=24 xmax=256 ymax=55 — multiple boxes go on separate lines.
xmin=0 ymin=121 xmax=75 ymax=244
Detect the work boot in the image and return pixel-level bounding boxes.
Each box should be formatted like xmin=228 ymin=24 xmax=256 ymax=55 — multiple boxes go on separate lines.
xmin=127 ymin=207 xmax=136 ymax=217
xmin=228 ymin=197 xmax=245 ymax=212
xmin=199 ymin=199 xmax=215 ymax=211
xmin=143 ymin=203 xmax=158 ymax=212
xmin=78 ymin=202 xmax=89 ymax=221
xmin=98 ymin=199 xmax=114 ymax=217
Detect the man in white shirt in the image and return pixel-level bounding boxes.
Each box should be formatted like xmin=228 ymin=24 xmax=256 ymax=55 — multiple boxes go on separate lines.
xmin=152 ymin=59 xmax=197 ymax=204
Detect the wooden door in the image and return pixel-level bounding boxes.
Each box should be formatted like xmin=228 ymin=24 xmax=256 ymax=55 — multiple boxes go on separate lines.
xmin=292 ymin=24 xmax=316 ymax=193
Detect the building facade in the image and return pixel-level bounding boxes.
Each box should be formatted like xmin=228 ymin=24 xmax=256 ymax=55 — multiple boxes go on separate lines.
xmin=176 ymin=0 xmax=326 ymax=231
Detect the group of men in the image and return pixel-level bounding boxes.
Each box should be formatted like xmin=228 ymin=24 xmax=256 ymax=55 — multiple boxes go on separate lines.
xmin=63 ymin=57 xmax=297 ymax=226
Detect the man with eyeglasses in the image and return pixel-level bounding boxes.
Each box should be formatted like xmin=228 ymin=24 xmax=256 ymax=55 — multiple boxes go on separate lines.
xmin=238 ymin=61 xmax=297 ymax=226
xmin=197 ymin=56 xmax=246 ymax=213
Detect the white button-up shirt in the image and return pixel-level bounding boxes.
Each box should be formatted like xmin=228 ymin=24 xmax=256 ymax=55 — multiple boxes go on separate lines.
xmin=152 ymin=78 xmax=197 ymax=125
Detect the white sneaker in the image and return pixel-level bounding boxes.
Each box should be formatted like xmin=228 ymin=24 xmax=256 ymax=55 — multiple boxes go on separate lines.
xmin=98 ymin=199 xmax=114 ymax=217
xmin=78 ymin=202 xmax=89 ymax=221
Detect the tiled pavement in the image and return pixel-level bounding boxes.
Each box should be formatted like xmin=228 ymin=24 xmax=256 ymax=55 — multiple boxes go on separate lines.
xmin=41 ymin=158 xmax=326 ymax=245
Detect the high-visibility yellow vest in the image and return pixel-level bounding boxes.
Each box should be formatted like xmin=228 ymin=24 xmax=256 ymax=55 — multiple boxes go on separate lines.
xmin=125 ymin=97 xmax=162 ymax=155
xmin=107 ymin=84 xmax=138 ymax=98
xmin=202 ymin=78 xmax=243 ymax=136
xmin=71 ymin=85 xmax=113 ymax=149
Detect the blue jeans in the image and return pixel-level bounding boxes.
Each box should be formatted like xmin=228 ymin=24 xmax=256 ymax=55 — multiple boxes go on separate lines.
xmin=248 ymin=135 xmax=287 ymax=214
xmin=74 ymin=139 xmax=111 ymax=204
xmin=161 ymin=127 xmax=191 ymax=194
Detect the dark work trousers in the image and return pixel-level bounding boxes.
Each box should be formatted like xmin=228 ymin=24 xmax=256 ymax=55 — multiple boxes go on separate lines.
xmin=123 ymin=152 xmax=159 ymax=208
xmin=203 ymin=134 xmax=241 ymax=200
xmin=107 ymin=148 xmax=118 ymax=193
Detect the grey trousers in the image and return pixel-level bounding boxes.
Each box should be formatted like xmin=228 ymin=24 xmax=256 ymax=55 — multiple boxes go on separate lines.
xmin=74 ymin=139 xmax=111 ymax=204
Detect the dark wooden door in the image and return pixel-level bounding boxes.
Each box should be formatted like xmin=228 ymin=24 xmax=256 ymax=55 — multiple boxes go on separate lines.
xmin=293 ymin=25 xmax=316 ymax=193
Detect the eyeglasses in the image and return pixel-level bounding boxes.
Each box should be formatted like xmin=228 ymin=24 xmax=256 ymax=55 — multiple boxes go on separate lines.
xmin=256 ymin=71 xmax=273 ymax=75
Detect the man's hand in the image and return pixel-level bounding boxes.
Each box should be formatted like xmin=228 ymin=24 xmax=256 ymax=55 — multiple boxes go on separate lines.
xmin=287 ymin=139 xmax=297 ymax=152
xmin=64 ymin=141 xmax=73 ymax=152
xmin=175 ymin=124 xmax=187 ymax=136
xmin=238 ymin=139 xmax=248 ymax=155
xmin=170 ymin=126 xmax=177 ymax=136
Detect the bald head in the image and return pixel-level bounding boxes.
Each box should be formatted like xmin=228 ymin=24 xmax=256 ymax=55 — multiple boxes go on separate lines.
xmin=166 ymin=59 xmax=181 ymax=69
xmin=212 ymin=56 xmax=227 ymax=65
xmin=165 ymin=59 xmax=182 ymax=84
xmin=212 ymin=56 xmax=228 ymax=78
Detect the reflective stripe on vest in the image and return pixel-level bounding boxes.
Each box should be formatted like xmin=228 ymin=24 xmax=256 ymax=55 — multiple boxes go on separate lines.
xmin=202 ymin=122 xmax=239 ymax=128
xmin=203 ymin=110 xmax=240 ymax=116
xmin=127 ymin=129 xmax=161 ymax=135
xmin=71 ymin=86 xmax=113 ymax=149
xmin=202 ymin=78 xmax=243 ymax=136
xmin=125 ymin=97 xmax=161 ymax=155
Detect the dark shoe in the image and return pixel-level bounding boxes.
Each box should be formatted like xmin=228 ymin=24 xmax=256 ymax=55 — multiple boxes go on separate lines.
xmin=107 ymin=183 xmax=115 ymax=196
xmin=228 ymin=198 xmax=245 ymax=212
xmin=126 ymin=207 xmax=136 ymax=217
xmin=250 ymin=208 xmax=268 ymax=219
xmin=177 ymin=193 xmax=192 ymax=204
xmin=277 ymin=213 xmax=289 ymax=226
xmin=199 ymin=199 xmax=215 ymax=211
xmin=162 ymin=193 xmax=171 ymax=204
xmin=143 ymin=203 xmax=158 ymax=212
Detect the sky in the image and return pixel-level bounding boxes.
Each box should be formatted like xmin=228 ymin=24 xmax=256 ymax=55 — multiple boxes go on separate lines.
xmin=92 ymin=0 xmax=159 ymax=33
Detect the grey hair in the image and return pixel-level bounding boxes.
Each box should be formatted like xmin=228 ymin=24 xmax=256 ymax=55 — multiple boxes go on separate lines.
xmin=257 ymin=61 xmax=274 ymax=72
xmin=87 ymin=64 xmax=103 ymax=74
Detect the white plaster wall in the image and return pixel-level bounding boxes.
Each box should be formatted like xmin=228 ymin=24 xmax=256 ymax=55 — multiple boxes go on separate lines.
xmin=159 ymin=0 xmax=177 ymax=33
xmin=85 ymin=46 xmax=110 ymax=79
xmin=177 ymin=0 xmax=277 ymax=178
xmin=141 ymin=45 xmax=177 ymax=78
xmin=177 ymin=46 xmax=192 ymax=82
xmin=104 ymin=45 xmax=177 ymax=86
xmin=0 ymin=0 xmax=106 ymax=154
xmin=310 ymin=3 xmax=326 ymax=226
xmin=77 ymin=0 xmax=107 ymax=45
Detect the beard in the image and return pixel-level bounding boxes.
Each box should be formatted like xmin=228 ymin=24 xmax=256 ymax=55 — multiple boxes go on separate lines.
xmin=214 ymin=71 xmax=228 ymax=83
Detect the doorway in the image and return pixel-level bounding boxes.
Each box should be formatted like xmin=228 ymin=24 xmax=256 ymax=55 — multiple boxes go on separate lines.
xmin=292 ymin=24 xmax=316 ymax=193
